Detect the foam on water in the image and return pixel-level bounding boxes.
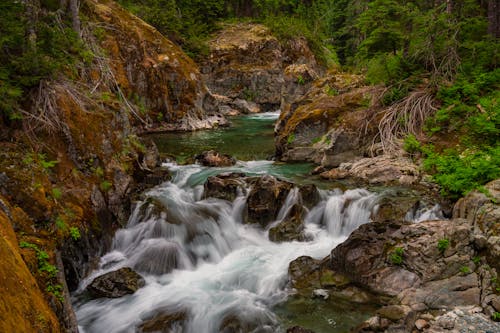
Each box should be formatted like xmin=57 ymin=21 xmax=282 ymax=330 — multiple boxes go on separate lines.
xmin=74 ymin=162 xmax=380 ymax=333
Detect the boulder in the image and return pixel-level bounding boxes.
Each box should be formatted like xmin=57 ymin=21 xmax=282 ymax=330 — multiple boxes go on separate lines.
xmin=195 ymin=150 xmax=236 ymax=167
xmin=86 ymin=267 xmax=145 ymax=298
xmin=269 ymin=204 xmax=306 ymax=242
xmin=330 ymin=218 xmax=477 ymax=296
xmin=203 ymin=172 xmax=247 ymax=201
xmin=298 ymin=184 xmax=321 ymax=209
xmin=245 ymin=175 xmax=293 ymax=227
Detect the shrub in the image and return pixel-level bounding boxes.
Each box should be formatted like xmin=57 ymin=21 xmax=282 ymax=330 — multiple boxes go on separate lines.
xmin=403 ymin=134 xmax=421 ymax=154
xmin=390 ymin=247 xmax=404 ymax=265
xmin=69 ymin=227 xmax=81 ymax=241
xmin=492 ymin=312 xmax=500 ymax=322
xmin=423 ymin=146 xmax=500 ymax=198
xmin=460 ymin=266 xmax=471 ymax=274
xmin=437 ymin=238 xmax=450 ymax=253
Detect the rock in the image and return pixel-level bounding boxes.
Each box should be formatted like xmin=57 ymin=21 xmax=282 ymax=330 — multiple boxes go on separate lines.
xmin=245 ymin=175 xmax=293 ymax=227
xmin=201 ymin=23 xmax=322 ymax=112
xmin=298 ymin=184 xmax=321 ymax=209
xmin=231 ymin=98 xmax=261 ymax=114
xmin=377 ymin=305 xmax=411 ymax=321
xmin=0 ymin=199 xmax=61 ymax=332
xmin=288 ymin=256 xmax=321 ymax=290
xmin=86 ymin=267 xmax=145 ymax=298
xmin=203 ymin=172 xmax=247 ymax=201
xmin=269 ymin=204 xmax=306 ymax=242
xmin=453 ymin=179 xmax=500 ymax=271
xmin=219 ymin=311 xmax=274 ymax=333
xmin=286 ymin=326 xmax=316 ymax=333
xmin=320 ymin=168 xmax=349 ymax=180
xmin=332 ymin=285 xmax=374 ymax=303
xmin=414 ymin=318 xmax=429 ymax=330
xmin=321 ymin=155 xmax=420 ymax=186
xmin=312 ymin=289 xmax=329 ymax=300
xmin=399 ymin=274 xmax=481 ymax=310
xmin=87 ymin=0 xmax=223 ymax=131
xmin=195 ymin=150 xmax=236 ymax=167
xmin=138 ymin=310 xmax=186 ymax=333
xmin=275 ymin=71 xmax=379 ymax=163
xmin=371 ymin=194 xmax=420 ymax=223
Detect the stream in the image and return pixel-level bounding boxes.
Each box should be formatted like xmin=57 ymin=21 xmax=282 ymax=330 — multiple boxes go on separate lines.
xmin=73 ymin=112 xmax=441 ymax=332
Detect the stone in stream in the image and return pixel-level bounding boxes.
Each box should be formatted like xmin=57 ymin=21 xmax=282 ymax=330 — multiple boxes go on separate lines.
xmin=203 ymin=172 xmax=247 ymax=201
xmin=245 ymin=175 xmax=293 ymax=227
xmin=298 ymin=184 xmax=321 ymax=209
xmin=86 ymin=267 xmax=145 ymax=299
xmin=269 ymin=204 xmax=307 ymax=242
xmin=195 ymin=150 xmax=236 ymax=167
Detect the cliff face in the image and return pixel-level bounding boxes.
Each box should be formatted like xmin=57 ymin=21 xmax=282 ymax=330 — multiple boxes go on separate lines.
xmin=0 ymin=198 xmax=60 ymax=332
xmin=85 ymin=0 xmax=225 ymax=131
xmin=0 ymin=1 xmax=223 ymax=331
xmin=200 ymin=23 xmax=323 ymax=114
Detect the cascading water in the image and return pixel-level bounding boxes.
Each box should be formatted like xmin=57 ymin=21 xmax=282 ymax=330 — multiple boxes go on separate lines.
xmin=73 ymin=162 xmax=381 ymax=333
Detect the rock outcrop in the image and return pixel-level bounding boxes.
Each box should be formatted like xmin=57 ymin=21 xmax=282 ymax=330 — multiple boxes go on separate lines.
xmin=86 ymin=0 xmax=225 ymax=131
xmin=201 ymin=23 xmax=323 ymax=114
xmin=319 ymin=179 xmax=500 ymax=332
xmin=275 ymin=71 xmax=382 ymax=165
xmin=0 ymin=198 xmax=60 ymax=332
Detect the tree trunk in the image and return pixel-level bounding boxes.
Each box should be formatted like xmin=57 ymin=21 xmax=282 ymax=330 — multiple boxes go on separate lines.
xmin=69 ymin=0 xmax=81 ymax=36
xmin=488 ymin=0 xmax=500 ymax=38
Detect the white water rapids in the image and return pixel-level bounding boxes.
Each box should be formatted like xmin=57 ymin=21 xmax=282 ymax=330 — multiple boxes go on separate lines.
xmin=73 ymin=161 xmax=440 ymax=332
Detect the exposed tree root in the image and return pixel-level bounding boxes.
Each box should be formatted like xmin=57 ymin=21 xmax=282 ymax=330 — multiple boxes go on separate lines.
xmin=372 ymin=89 xmax=438 ymax=154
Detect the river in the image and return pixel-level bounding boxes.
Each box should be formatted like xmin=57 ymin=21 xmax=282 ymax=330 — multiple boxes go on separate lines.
xmin=73 ymin=112 xmax=438 ymax=332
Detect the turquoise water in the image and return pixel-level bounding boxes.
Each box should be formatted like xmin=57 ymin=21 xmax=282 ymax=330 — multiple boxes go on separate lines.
xmin=149 ymin=112 xmax=280 ymax=162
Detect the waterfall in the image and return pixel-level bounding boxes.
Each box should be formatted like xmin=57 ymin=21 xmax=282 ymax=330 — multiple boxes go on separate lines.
xmin=74 ymin=163 xmax=381 ymax=333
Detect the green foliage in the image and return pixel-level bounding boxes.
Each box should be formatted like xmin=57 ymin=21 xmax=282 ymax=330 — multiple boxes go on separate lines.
xmin=472 ymin=256 xmax=481 ymax=264
xmin=46 ymin=283 xmax=64 ymax=302
xmin=492 ymin=312 xmax=500 ymax=322
xmin=55 ymin=216 xmax=67 ymax=231
xmin=0 ymin=1 xmax=93 ymax=119
xmin=100 ymin=180 xmax=113 ymax=192
xmin=69 ymin=227 xmax=81 ymax=241
xmin=437 ymin=238 xmax=450 ymax=253
xmin=311 ymin=136 xmax=322 ymax=144
xmin=460 ymin=266 xmax=471 ymax=274
xmin=389 ymin=247 xmax=404 ymax=265
xmin=403 ymin=134 xmax=421 ymax=154
xmin=51 ymin=188 xmax=62 ymax=200
xmin=296 ymin=75 xmax=305 ymax=85
xmin=287 ymin=133 xmax=295 ymax=145
xmin=19 ymin=241 xmax=58 ymax=279
xmin=423 ymin=146 xmax=500 ymax=198
xmin=326 ymin=86 xmax=338 ymax=96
